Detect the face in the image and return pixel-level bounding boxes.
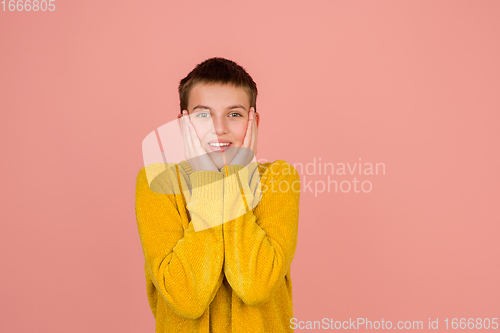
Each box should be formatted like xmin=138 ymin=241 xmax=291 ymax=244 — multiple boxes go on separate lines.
xmin=178 ymin=83 xmax=259 ymax=169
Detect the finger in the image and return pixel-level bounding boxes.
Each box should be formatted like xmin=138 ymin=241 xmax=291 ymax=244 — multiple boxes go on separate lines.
xmin=242 ymin=108 xmax=253 ymax=148
xmin=188 ymin=122 xmax=203 ymax=155
xmin=183 ymin=111 xmax=194 ymax=157
xmin=250 ymin=109 xmax=258 ymax=154
xmin=185 ymin=113 xmax=205 ymax=155
xmin=252 ymin=109 xmax=258 ymax=141
xmin=181 ymin=113 xmax=190 ymax=158
xmin=248 ymin=108 xmax=256 ymax=147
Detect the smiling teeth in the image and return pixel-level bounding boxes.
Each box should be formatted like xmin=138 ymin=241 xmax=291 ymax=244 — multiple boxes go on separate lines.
xmin=209 ymin=142 xmax=231 ymax=147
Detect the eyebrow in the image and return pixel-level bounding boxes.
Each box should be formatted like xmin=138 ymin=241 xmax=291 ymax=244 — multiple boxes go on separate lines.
xmin=192 ymin=104 xmax=247 ymax=111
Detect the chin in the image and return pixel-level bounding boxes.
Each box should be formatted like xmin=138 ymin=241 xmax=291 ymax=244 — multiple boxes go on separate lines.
xmin=206 ymin=149 xmax=237 ymax=170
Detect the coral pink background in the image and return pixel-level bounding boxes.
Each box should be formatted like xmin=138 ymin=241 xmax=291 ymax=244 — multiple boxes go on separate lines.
xmin=1 ymin=1 xmax=499 ymax=332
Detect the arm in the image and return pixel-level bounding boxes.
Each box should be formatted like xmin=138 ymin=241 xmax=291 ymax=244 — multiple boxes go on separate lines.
xmin=221 ymin=160 xmax=300 ymax=306
xmin=135 ymin=166 xmax=225 ymax=319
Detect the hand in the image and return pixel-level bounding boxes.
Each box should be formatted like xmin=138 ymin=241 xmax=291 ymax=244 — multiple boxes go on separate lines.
xmin=180 ymin=110 xmax=219 ymax=173
xmin=229 ymin=107 xmax=258 ymax=167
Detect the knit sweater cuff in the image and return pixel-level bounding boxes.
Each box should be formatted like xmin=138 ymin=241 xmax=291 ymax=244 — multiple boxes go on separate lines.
xmin=223 ymin=164 xmax=256 ymax=205
xmin=222 ymin=164 xmax=256 ymax=221
xmin=187 ymin=171 xmax=225 ymax=232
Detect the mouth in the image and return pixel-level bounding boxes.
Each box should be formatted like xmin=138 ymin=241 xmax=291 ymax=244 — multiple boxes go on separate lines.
xmin=208 ymin=141 xmax=232 ymax=152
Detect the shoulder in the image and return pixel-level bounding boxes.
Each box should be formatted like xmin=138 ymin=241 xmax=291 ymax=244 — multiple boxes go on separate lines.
xmin=135 ymin=163 xmax=180 ymax=195
xmin=256 ymin=160 xmax=301 ymax=200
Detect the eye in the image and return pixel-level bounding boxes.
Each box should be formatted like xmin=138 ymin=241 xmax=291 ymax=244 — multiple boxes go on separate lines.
xmin=229 ymin=112 xmax=243 ymax=117
xmin=196 ymin=112 xmax=211 ymax=118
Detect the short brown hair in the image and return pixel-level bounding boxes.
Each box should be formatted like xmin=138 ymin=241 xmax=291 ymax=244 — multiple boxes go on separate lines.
xmin=178 ymin=57 xmax=258 ymax=114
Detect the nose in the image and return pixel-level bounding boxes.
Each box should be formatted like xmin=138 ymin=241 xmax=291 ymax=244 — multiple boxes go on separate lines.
xmin=211 ymin=115 xmax=229 ymax=135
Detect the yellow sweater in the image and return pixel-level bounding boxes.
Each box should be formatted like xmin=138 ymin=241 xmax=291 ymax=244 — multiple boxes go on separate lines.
xmin=135 ymin=159 xmax=300 ymax=332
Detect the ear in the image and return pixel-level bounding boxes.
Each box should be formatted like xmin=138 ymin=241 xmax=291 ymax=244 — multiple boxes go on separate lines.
xmin=254 ymin=109 xmax=260 ymax=128
xmin=177 ymin=111 xmax=184 ymax=136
